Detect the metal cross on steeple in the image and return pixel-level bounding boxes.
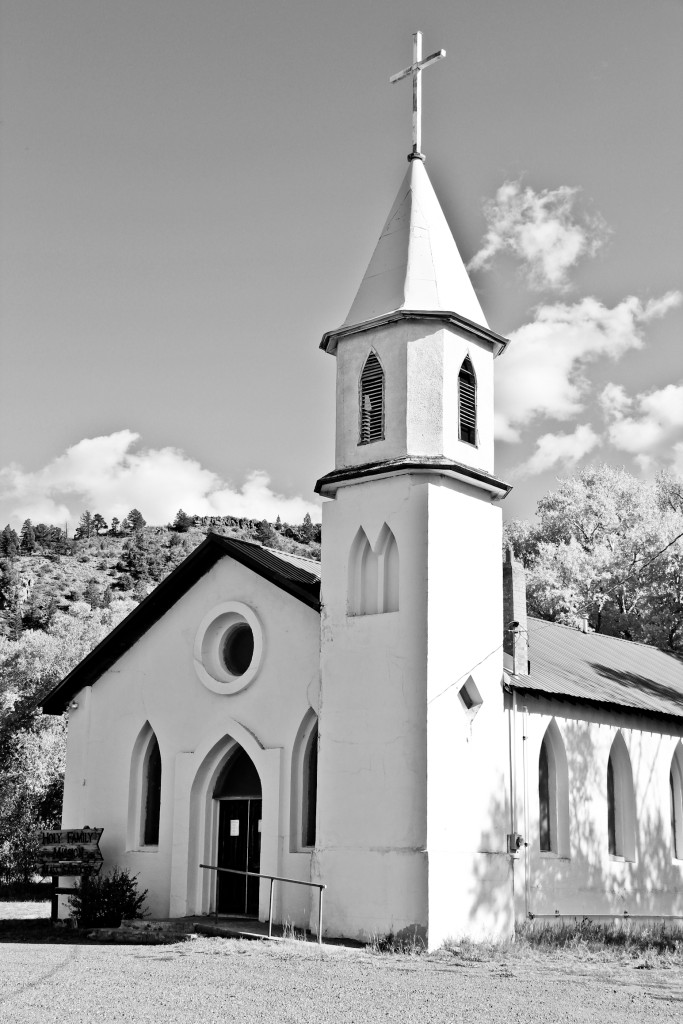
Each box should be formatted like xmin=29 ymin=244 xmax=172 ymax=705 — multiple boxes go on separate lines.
xmin=390 ymin=31 xmax=446 ymax=162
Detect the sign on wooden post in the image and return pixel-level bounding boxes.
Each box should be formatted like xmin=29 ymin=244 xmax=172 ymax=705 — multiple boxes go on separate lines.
xmin=34 ymin=828 xmax=104 ymax=877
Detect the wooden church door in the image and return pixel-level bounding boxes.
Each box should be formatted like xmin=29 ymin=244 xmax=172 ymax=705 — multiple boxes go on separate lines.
xmin=213 ymin=747 xmax=262 ymax=916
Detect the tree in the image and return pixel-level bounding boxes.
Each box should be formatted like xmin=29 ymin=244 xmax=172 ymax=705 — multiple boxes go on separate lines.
xmin=83 ymin=579 xmax=101 ymax=610
xmin=19 ymin=520 xmax=36 ymax=554
xmin=75 ymin=510 xmax=94 ymax=541
xmin=0 ymin=526 xmax=19 ymax=560
xmin=123 ymin=509 xmax=146 ymax=533
xmin=172 ymin=509 xmax=193 ymax=533
xmin=0 ymin=598 xmax=138 ymax=883
xmin=255 ymin=519 xmax=275 ymax=545
xmin=92 ymin=513 xmax=108 ymax=536
xmin=504 ymin=466 xmax=683 ymax=650
xmin=110 ymin=517 xmax=120 ymax=535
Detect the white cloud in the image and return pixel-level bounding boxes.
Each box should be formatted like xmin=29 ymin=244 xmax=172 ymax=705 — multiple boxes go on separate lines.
xmin=468 ymin=181 xmax=608 ymax=291
xmin=513 ymin=424 xmax=600 ymax=478
xmin=495 ymin=292 xmax=682 ymax=442
xmin=601 ymin=380 xmax=683 ymax=467
xmin=0 ymin=431 xmax=321 ymax=529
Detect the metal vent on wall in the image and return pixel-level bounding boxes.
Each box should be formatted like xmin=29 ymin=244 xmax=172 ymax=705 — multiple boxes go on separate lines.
xmin=458 ymin=356 xmax=477 ymax=446
xmin=359 ymin=352 xmax=384 ymax=445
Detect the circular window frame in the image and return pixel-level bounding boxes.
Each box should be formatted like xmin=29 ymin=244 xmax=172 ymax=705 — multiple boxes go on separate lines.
xmin=193 ymin=601 xmax=264 ymax=695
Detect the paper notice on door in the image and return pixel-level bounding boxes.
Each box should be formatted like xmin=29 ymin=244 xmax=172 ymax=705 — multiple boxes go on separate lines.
xmin=230 ymin=819 xmax=240 ymax=836
xmin=257 ymin=820 xmax=262 ymax=832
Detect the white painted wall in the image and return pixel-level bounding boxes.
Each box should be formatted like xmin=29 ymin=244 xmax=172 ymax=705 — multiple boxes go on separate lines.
xmin=59 ymin=555 xmax=320 ymax=927
xmin=318 ymin=469 xmax=511 ymax=946
xmin=425 ymin=481 xmax=511 ymax=944
xmin=508 ymin=694 xmax=683 ymax=922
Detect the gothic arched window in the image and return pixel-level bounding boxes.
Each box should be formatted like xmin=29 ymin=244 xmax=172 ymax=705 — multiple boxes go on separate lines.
xmin=607 ymin=732 xmax=636 ymax=861
xmin=458 ymin=356 xmax=477 ymax=446
xmin=290 ymin=711 xmax=319 ymax=852
xmin=359 ymin=352 xmax=384 ymax=445
xmin=128 ymin=723 xmax=162 ymax=849
xmin=538 ymin=719 xmax=569 ymax=856
xmin=670 ymin=742 xmax=683 ymax=859
xmin=302 ymin=722 xmax=318 ymax=848
xmin=143 ymin=735 xmax=162 ymax=846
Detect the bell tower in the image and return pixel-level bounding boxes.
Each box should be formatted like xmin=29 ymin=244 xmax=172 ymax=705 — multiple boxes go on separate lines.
xmin=314 ymin=35 xmax=514 ymax=946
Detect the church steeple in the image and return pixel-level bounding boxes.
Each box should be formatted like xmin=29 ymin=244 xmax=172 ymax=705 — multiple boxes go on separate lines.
xmin=335 ymin=158 xmax=488 ymax=337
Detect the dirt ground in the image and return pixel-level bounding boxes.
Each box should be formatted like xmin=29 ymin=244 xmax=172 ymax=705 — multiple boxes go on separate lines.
xmin=0 ymin=904 xmax=681 ymax=1023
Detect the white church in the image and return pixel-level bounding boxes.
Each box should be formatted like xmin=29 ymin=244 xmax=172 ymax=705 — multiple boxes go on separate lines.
xmin=44 ymin=39 xmax=683 ymax=945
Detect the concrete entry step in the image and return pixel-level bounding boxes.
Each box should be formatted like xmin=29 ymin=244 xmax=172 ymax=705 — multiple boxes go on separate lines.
xmin=193 ymin=916 xmax=311 ymax=943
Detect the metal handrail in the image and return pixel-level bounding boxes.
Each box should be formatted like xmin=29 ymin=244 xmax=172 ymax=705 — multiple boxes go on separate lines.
xmin=199 ymin=863 xmax=326 ymax=945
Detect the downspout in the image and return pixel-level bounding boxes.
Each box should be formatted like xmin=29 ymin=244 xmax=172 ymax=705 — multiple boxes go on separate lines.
xmin=522 ymin=705 xmax=530 ymax=920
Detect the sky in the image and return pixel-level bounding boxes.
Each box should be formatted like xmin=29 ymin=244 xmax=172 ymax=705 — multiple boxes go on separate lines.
xmin=1 ymin=0 xmax=682 ymax=530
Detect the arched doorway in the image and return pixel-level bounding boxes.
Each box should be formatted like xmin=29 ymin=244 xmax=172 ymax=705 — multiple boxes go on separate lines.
xmin=213 ymin=746 xmax=262 ymax=915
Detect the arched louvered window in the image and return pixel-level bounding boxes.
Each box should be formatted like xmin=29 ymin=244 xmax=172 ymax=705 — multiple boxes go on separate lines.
xmin=359 ymin=352 xmax=384 ymax=445
xmin=458 ymin=356 xmax=477 ymax=446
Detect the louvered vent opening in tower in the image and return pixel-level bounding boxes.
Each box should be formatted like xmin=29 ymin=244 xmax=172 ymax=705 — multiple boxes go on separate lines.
xmin=359 ymin=352 xmax=385 ymax=445
xmin=458 ymin=356 xmax=477 ymax=446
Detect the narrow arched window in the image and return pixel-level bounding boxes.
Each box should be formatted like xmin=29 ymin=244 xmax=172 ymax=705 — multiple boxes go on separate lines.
xmin=143 ymin=736 xmax=162 ymax=846
xmin=670 ymin=743 xmax=683 ymax=859
xmin=359 ymin=352 xmax=384 ymax=445
xmin=607 ymin=732 xmax=636 ymax=861
xmin=538 ymin=720 xmax=569 ymax=856
xmin=539 ymin=739 xmax=552 ymax=852
xmin=302 ymin=723 xmax=318 ymax=848
xmin=458 ymin=356 xmax=477 ymax=446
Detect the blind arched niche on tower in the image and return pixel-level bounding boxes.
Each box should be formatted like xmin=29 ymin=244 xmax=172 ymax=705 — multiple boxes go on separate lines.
xmin=359 ymin=352 xmax=384 ymax=445
xmin=458 ymin=355 xmax=477 ymax=446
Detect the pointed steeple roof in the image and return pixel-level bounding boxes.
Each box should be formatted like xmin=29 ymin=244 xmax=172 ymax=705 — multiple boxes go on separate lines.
xmin=321 ymin=159 xmax=506 ymax=354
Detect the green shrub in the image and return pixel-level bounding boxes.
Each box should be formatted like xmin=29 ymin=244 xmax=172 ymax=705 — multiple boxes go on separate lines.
xmin=69 ymin=867 xmax=148 ymax=928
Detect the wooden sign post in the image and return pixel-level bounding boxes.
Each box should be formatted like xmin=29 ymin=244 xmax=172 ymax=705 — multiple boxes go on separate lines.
xmin=33 ymin=828 xmax=104 ymax=921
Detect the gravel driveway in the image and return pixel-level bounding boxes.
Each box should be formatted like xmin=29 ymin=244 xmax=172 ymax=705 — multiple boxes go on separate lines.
xmin=1 ymin=936 xmax=681 ymax=1024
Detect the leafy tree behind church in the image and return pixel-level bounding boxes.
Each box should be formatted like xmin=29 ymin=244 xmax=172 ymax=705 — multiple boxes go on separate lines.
xmin=505 ymin=466 xmax=683 ymax=651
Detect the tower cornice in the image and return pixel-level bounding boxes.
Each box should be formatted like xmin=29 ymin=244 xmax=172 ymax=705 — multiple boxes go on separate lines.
xmin=315 ymin=455 xmax=512 ymax=500
xmin=320 ymin=308 xmax=508 ymax=357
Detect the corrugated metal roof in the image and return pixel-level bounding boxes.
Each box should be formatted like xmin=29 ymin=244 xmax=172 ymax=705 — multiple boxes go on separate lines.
xmin=510 ymin=616 xmax=683 ymax=720
xmin=260 ymin=546 xmax=321 ymax=581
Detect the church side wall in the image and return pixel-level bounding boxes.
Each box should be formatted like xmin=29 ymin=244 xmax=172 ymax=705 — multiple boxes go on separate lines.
xmin=511 ymin=694 xmax=683 ymax=922
xmin=425 ymin=481 xmax=512 ymax=945
xmin=59 ymin=557 xmax=320 ymax=924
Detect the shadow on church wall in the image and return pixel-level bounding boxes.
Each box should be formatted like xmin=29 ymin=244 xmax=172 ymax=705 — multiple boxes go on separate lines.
xmin=468 ymin=711 xmax=683 ymax=930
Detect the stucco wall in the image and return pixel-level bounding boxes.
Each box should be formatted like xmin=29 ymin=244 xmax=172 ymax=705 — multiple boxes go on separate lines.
xmin=425 ymin=480 xmax=511 ymax=944
xmin=334 ymin=322 xmax=495 ymax=473
xmin=318 ymin=474 xmax=429 ymax=939
xmin=509 ymin=693 xmax=683 ymax=922
xmin=318 ymin=472 xmax=510 ymax=945
xmin=60 ymin=555 xmax=320 ymax=925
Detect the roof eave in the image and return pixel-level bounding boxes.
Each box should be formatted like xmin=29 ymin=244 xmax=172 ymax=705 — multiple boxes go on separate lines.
xmin=506 ymin=679 xmax=683 ymax=726
xmin=320 ymin=309 xmax=508 ymax=357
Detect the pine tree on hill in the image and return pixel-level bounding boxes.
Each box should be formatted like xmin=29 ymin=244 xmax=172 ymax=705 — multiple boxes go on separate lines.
xmin=1 ymin=525 xmax=20 ymax=559
xmin=75 ymin=510 xmax=94 ymax=540
xmin=20 ymin=520 xmax=36 ymax=554
xmin=123 ymin=509 xmax=146 ymax=533
xmin=172 ymin=510 xmax=193 ymax=533
xmin=92 ymin=513 xmax=108 ymax=535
